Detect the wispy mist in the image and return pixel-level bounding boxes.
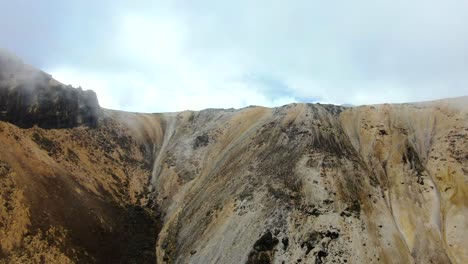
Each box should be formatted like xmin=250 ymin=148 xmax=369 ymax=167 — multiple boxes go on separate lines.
xmin=1 ymin=0 xmax=468 ymax=112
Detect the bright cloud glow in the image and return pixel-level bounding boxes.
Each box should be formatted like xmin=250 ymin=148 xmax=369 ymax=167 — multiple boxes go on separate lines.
xmin=2 ymin=0 xmax=468 ymax=112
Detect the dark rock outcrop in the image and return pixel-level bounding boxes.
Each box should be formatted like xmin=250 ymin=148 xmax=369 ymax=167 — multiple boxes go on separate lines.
xmin=0 ymin=49 xmax=100 ymax=129
xmin=247 ymin=231 xmax=279 ymax=264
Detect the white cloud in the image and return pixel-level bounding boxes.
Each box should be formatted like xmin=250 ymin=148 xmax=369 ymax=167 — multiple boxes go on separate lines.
xmin=42 ymin=0 xmax=468 ymax=112
xmin=49 ymin=68 xmax=121 ymax=110
xmin=49 ymin=9 xmax=298 ymax=112
xmin=49 ymin=67 xmax=296 ymax=112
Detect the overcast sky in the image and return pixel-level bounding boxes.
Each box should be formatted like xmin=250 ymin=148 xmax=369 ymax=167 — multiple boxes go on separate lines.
xmin=1 ymin=0 xmax=468 ymax=112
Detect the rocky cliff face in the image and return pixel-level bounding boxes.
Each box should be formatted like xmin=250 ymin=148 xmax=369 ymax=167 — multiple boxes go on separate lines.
xmin=0 ymin=54 xmax=466 ymax=264
xmin=0 ymin=50 xmax=100 ymax=129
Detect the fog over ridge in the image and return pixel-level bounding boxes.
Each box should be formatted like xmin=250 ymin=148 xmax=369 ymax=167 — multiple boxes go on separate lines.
xmin=1 ymin=0 xmax=467 ymax=112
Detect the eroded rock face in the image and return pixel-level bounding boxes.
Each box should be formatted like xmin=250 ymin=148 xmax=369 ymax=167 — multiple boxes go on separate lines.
xmin=0 ymin=50 xmax=100 ymax=129
xmin=0 ymin=53 xmax=466 ymax=264
xmin=104 ymin=99 xmax=466 ymax=264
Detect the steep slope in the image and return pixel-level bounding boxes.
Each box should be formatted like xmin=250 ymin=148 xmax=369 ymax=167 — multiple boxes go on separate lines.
xmin=0 ymin=51 xmax=466 ymax=263
xmin=0 ymin=115 xmax=162 ymax=263
xmin=113 ymin=100 xmax=466 ymax=264
xmin=0 ymin=50 xmax=160 ymax=263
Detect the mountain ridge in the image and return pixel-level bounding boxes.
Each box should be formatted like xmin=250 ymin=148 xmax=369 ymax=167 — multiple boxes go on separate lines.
xmin=0 ymin=51 xmax=466 ymax=264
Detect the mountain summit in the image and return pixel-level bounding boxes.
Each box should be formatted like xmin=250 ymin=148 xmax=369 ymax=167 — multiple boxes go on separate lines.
xmin=0 ymin=52 xmax=466 ymax=263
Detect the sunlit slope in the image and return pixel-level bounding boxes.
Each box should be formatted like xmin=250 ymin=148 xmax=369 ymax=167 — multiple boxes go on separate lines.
xmin=108 ymin=98 xmax=467 ymax=264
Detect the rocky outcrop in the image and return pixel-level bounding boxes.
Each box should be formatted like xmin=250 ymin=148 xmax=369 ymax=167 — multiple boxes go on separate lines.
xmin=0 ymin=50 xmax=100 ymax=129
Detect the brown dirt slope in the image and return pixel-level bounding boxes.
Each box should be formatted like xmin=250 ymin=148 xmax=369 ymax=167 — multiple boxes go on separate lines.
xmin=0 ymin=115 xmax=161 ymax=263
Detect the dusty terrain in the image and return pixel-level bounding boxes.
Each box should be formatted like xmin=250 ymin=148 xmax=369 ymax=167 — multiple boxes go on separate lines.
xmin=0 ymin=50 xmax=467 ymax=263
